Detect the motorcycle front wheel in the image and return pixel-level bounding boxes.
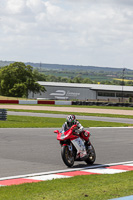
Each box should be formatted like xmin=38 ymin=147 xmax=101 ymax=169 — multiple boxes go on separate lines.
xmin=61 ymin=145 xmax=74 ymax=167
xmin=85 ymin=144 xmax=96 ymax=165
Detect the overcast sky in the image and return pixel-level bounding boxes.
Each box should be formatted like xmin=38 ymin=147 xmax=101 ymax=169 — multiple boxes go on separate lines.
xmin=0 ymin=0 xmax=133 ymax=69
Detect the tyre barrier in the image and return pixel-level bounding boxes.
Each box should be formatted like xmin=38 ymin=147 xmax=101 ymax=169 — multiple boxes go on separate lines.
xmin=0 ymin=109 xmax=7 ymax=121
xmin=72 ymin=101 xmax=133 ymax=107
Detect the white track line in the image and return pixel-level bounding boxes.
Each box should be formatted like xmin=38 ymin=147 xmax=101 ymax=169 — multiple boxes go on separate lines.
xmin=90 ymin=127 xmax=133 ymax=129
xmin=0 ymin=160 xmax=133 ymax=181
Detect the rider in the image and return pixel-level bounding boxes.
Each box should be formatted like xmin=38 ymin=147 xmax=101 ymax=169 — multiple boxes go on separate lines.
xmin=62 ymin=114 xmax=84 ymax=134
xmin=62 ymin=115 xmax=90 ymax=143
xmin=62 ymin=115 xmax=89 ymax=158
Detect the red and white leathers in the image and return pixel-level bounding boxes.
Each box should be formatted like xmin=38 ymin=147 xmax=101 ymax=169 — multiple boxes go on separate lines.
xmin=62 ymin=120 xmax=90 ymax=143
xmin=62 ymin=120 xmax=84 ymax=133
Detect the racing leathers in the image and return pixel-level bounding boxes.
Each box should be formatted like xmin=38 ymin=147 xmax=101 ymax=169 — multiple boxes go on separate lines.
xmin=61 ymin=120 xmax=84 ymax=134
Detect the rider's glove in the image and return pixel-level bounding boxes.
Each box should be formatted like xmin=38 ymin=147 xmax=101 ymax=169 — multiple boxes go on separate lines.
xmin=75 ymin=129 xmax=80 ymax=134
xmin=71 ymin=125 xmax=77 ymax=131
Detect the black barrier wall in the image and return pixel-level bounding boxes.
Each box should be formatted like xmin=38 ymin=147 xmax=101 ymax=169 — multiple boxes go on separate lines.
xmin=71 ymin=101 xmax=133 ymax=107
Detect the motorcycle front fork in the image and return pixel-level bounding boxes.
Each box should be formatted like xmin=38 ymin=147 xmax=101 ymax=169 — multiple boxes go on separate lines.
xmin=85 ymin=139 xmax=91 ymax=146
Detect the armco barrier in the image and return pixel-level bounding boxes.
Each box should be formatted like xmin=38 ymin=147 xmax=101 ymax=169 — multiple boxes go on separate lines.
xmin=0 ymin=100 xmax=133 ymax=107
xmin=0 ymin=100 xmax=55 ymax=104
xmin=19 ymin=100 xmax=37 ymax=104
xmin=38 ymin=100 xmax=55 ymax=104
xmin=0 ymin=100 xmax=19 ymax=104
xmin=0 ymin=109 xmax=7 ymax=120
xmin=0 ymin=100 xmax=69 ymax=105
xmin=55 ymin=101 xmax=72 ymax=105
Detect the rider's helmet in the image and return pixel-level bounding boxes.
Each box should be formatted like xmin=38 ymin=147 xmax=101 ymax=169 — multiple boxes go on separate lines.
xmin=66 ymin=115 xmax=76 ymax=127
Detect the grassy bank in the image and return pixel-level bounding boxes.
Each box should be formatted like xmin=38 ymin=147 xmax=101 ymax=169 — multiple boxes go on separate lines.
xmin=0 ymin=115 xmax=132 ymax=128
xmin=0 ymin=96 xmax=28 ymax=100
xmin=0 ymin=171 xmax=133 ymax=200
xmin=8 ymin=108 xmax=133 ymax=119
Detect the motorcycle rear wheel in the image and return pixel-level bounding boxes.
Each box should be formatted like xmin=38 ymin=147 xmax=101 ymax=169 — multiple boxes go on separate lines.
xmin=85 ymin=144 xmax=96 ymax=165
xmin=61 ymin=145 xmax=74 ymax=167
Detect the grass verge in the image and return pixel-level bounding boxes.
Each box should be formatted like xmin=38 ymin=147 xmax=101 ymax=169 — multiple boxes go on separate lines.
xmin=8 ymin=108 xmax=133 ymax=119
xmin=0 ymin=115 xmax=132 ymax=128
xmin=0 ymin=171 xmax=133 ymax=200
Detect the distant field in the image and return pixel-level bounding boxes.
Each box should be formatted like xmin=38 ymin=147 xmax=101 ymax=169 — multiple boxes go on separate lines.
xmin=43 ymin=70 xmax=113 ymax=81
xmin=113 ymin=78 xmax=133 ymax=82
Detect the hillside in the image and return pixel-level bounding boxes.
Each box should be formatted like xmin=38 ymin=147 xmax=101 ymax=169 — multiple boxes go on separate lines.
xmin=0 ymin=60 xmax=132 ymax=72
xmin=25 ymin=62 xmax=132 ymax=72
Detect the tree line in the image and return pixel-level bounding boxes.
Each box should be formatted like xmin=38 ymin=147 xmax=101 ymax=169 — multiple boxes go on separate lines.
xmin=0 ymin=62 xmax=133 ymax=98
xmin=35 ymin=69 xmax=133 ymax=86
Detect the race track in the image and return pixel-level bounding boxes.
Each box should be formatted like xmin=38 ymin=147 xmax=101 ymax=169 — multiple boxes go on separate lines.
xmin=0 ymin=127 xmax=133 ymax=178
xmin=7 ymin=111 xmax=133 ymax=124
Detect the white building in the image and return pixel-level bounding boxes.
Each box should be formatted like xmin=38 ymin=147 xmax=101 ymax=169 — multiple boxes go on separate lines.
xmin=29 ymin=81 xmax=133 ymax=102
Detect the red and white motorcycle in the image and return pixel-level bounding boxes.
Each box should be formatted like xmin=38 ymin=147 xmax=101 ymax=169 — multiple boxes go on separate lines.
xmin=54 ymin=124 xmax=96 ymax=167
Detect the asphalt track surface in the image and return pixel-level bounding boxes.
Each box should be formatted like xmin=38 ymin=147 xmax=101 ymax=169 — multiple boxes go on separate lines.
xmin=0 ymin=127 xmax=133 ymax=178
xmin=8 ymin=111 xmax=133 ymax=124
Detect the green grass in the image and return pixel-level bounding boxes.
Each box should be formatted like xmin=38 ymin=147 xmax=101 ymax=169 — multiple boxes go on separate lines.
xmin=0 ymin=171 xmax=133 ymax=200
xmin=0 ymin=96 xmax=29 ymax=100
xmin=7 ymin=108 xmax=133 ymax=119
xmin=0 ymin=115 xmax=132 ymax=128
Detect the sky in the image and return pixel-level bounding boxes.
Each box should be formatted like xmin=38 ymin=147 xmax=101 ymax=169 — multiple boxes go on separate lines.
xmin=0 ymin=0 xmax=133 ymax=69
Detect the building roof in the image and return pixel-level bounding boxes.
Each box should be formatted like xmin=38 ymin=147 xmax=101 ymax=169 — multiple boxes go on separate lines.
xmin=38 ymin=81 xmax=133 ymax=92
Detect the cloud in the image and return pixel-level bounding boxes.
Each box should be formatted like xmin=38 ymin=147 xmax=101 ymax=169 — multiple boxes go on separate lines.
xmin=6 ymin=0 xmax=25 ymax=14
xmin=0 ymin=0 xmax=133 ymax=68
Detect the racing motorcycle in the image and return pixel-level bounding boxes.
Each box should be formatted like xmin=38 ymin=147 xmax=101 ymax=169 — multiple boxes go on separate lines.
xmin=54 ymin=124 xmax=96 ymax=167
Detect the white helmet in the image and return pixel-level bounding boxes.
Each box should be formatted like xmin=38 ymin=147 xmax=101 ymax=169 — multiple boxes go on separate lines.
xmin=66 ymin=115 xmax=76 ymax=126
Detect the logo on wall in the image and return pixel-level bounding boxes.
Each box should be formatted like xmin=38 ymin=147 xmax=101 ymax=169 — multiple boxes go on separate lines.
xmin=50 ymin=90 xmax=80 ymax=99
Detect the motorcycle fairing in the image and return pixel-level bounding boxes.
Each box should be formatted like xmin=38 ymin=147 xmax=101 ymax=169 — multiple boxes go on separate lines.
xmin=57 ymin=129 xmax=78 ymax=141
xmin=71 ymin=137 xmax=87 ymax=158
xmin=80 ymin=130 xmax=90 ymax=141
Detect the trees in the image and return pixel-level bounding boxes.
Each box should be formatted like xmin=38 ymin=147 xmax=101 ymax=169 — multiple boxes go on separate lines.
xmin=0 ymin=62 xmax=45 ymax=97
xmin=32 ymin=69 xmax=47 ymax=81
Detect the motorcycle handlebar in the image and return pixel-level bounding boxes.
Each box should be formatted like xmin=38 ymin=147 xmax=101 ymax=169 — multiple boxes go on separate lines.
xmin=70 ymin=124 xmax=78 ymax=130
